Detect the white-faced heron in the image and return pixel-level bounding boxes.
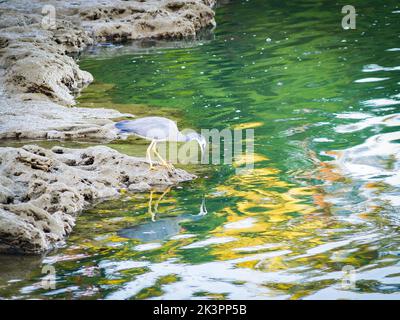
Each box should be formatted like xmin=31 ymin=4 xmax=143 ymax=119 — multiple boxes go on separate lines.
xmin=115 ymin=116 xmax=206 ymax=170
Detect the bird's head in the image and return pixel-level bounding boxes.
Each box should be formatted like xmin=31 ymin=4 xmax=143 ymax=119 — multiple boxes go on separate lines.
xmin=186 ymin=132 xmax=207 ymax=160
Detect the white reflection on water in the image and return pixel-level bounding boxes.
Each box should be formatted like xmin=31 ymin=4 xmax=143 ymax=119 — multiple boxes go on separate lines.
xmin=181 ymin=236 xmax=237 ymax=249
xmin=329 ymin=104 xmax=400 ymax=215
xmin=362 ymin=98 xmax=400 ymax=107
xmin=105 ymin=252 xmax=296 ymax=300
xmin=134 ymin=243 xmax=162 ymax=251
xmin=335 ymin=113 xmax=400 ymax=133
xmin=335 ymin=112 xmax=372 ymax=120
xmin=224 ymin=217 xmax=257 ymax=230
xmin=101 ymin=229 xmax=400 ymax=300
xmin=336 ymin=131 xmax=400 ymax=187
xmin=354 ymin=77 xmax=390 ymax=83
xmin=362 ymin=64 xmax=400 ymax=72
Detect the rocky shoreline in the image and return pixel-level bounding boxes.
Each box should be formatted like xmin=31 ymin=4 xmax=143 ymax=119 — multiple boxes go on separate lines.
xmin=0 ymin=0 xmax=216 ymax=253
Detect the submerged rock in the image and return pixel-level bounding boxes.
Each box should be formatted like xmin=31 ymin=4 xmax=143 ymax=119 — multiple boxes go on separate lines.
xmin=0 ymin=145 xmax=196 ymax=254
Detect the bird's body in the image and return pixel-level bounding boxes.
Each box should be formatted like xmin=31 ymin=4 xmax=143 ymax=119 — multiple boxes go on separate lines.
xmin=115 ymin=116 xmax=206 ymax=171
xmin=116 ymin=117 xmax=185 ymax=142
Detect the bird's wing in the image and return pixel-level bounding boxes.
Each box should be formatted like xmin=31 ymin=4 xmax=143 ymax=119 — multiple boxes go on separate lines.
xmin=115 ymin=117 xmax=180 ymax=141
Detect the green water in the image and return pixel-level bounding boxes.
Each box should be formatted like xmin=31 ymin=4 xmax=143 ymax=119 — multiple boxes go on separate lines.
xmin=1 ymin=0 xmax=400 ymax=299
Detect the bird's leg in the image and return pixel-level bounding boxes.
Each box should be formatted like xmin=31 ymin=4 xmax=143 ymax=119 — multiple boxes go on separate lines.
xmin=152 ymin=142 xmax=175 ymax=171
xmin=148 ymin=190 xmax=155 ymax=221
xmin=156 ymin=150 xmax=175 ymax=171
xmin=154 ymin=187 xmax=171 ymax=213
xmin=146 ymin=140 xmax=155 ymax=170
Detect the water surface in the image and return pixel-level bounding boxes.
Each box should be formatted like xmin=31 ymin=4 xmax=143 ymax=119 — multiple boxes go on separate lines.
xmin=1 ymin=0 xmax=400 ymax=299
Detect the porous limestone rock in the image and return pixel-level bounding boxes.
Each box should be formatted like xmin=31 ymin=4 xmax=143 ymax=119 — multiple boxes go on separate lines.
xmin=0 ymin=16 xmax=94 ymax=106
xmin=0 ymin=96 xmax=132 ymax=141
xmin=0 ymin=0 xmax=216 ymax=106
xmin=0 ymin=0 xmax=215 ymax=254
xmin=0 ymin=145 xmax=196 ymax=253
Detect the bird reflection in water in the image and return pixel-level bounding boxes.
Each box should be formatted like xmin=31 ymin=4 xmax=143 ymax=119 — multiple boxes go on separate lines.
xmin=118 ymin=189 xmax=207 ymax=242
xmin=147 ymin=187 xmax=171 ymax=222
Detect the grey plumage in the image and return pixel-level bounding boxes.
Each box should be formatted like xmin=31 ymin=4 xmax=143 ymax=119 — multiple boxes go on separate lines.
xmin=115 ymin=116 xmax=206 ymax=170
xmin=116 ymin=117 xmax=185 ymax=141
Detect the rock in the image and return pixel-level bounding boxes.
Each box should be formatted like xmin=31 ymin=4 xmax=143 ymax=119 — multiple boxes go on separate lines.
xmin=0 ymin=0 xmax=215 ymax=107
xmin=78 ymin=0 xmax=216 ymax=42
xmin=0 ymin=145 xmax=196 ymax=253
xmin=0 ymin=15 xmax=94 ymax=106
xmin=0 ymin=96 xmax=133 ymax=141
xmin=3 ymin=43 xmax=93 ymax=106
xmin=128 ymin=181 xmax=152 ymax=192
xmin=0 ymin=185 xmax=13 ymax=204
xmin=0 ymin=0 xmax=216 ymax=139
xmin=0 ymin=0 xmax=212 ymax=254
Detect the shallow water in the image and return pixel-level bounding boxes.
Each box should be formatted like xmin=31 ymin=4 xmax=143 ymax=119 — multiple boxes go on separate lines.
xmin=1 ymin=0 xmax=400 ymax=299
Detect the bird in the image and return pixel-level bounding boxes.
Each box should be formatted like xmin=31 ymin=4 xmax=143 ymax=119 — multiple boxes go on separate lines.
xmin=115 ymin=116 xmax=206 ymax=171
xmin=117 ymin=194 xmax=208 ymax=241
